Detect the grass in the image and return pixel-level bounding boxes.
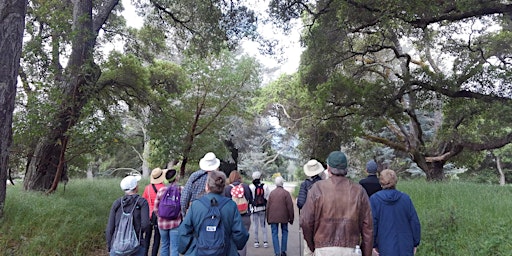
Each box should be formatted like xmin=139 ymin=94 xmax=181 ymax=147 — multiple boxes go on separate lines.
xmin=1 ymin=178 xmax=512 ymax=255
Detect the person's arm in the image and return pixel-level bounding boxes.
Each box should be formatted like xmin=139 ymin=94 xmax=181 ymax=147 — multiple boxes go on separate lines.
xmin=177 ymin=203 xmax=196 ymax=254
xmin=296 ymin=181 xmax=308 ymax=209
xmin=359 ymin=190 xmax=373 ymax=256
xmin=300 ymin=189 xmax=316 ymax=251
xmin=408 ymin=196 xmax=421 ymax=248
xmin=244 ymin=183 xmax=253 ymax=206
xmin=180 ymin=173 xmax=195 ymax=216
xmin=140 ymin=198 xmax=150 ymax=232
xmin=105 ymin=199 xmax=119 ymax=252
xmin=153 ymin=188 xmax=164 ymax=215
xmin=286 ymin=192 xmax=294 ymax=224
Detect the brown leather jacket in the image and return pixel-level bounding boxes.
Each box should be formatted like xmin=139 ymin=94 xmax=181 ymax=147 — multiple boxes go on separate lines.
xmin=300 ymin=175 xmax=373 ymax=256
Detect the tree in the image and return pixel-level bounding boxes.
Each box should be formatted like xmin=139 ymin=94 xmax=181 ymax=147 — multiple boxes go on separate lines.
xmin=148 ymin=50 xmax=261 ymax=177
xmin=0 ymin=0 xmax=27 ymax=217
xmin=269 ymin=0 xmax=512 ymax=180
xmin=19 ymin=0 xmax=259 ymax=191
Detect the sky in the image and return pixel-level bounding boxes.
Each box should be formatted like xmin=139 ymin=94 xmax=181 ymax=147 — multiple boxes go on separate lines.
xmin=120 ymin=0 xmax=304 ymax=84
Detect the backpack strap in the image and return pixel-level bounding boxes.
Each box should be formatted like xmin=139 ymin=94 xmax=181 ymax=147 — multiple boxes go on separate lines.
xmin=191 ymin=171 xmax=208 ymax=184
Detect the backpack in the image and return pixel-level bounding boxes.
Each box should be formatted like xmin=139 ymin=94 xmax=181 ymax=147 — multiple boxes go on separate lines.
xmin=230 ymin=184 xmax=249 ymax=214
xmin=111 ymin=197 xmax=140 ymax=256
xmin=196 ymin=196 xmax=229 ymax=256
xmin=253 ymin=183 xmax=267 ymax=207
xmin=158 ymin=185 xmax=181 ymax=220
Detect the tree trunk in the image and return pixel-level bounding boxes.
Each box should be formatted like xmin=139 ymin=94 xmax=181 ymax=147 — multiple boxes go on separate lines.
xmin=425 ymin=161 xmax=445 ymax=181
xmin=495 ymin=154 xmax=505 ymax=186
xmin=0 ymin=0 xmax=27 ymax=217
xmin=23 ymin=0 xmax=108 ymax=191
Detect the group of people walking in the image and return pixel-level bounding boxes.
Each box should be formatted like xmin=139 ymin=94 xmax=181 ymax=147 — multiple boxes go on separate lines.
xmin=105 ymin=150 xmax=421 ymax=256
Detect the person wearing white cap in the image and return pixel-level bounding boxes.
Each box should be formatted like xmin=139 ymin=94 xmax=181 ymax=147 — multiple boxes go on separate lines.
xmin=180 ymin=152 xmax=221 ymax=216
xmin=106 ymin=174 xmax=150 ymax=256
xmin=249 ymin=171 xmax=270 ymax=249
xmin=142 ymin=167 xmax=168 ymax=256
xmin=297 ymin=159 xmax=325 ymax=256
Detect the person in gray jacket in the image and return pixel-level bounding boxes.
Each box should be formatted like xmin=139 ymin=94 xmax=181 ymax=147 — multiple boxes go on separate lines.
xmin=106 ymin=175 xmax=150 ymax=256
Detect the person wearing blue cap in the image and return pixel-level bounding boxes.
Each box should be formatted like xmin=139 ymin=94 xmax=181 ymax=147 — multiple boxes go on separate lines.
xmin=359 ymin=160 xmax=382 ymax=197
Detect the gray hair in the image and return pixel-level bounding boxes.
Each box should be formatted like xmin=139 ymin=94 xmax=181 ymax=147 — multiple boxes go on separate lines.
xmin=328 ymin=166 xmax=348 ymax=176
xmin=207 ymin=171 xmax=226 ymax=194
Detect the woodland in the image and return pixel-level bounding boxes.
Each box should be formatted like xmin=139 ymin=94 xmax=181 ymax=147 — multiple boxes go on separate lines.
xmin=1 ymin=0 xmax=512 ymax=217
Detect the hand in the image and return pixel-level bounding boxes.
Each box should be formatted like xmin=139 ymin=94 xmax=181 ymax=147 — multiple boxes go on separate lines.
xmin=373 ymin=248 xmax=379 ymax=256
xmin=413 ymin=247 xmax=417 ymax=255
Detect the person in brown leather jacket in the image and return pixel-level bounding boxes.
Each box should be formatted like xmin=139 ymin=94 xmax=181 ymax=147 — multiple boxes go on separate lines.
xmin=300 ymin=151 xmax=373 ymax=256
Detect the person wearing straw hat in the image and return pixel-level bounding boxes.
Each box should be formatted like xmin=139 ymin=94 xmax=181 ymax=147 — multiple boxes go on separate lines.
xmin=106 ymin=174 xmax=149 ymax=256
xmin=154 ymin=169 xmax=182 ymax=256
xmin=180 ymin=152 xmax=221 ymax=216
xmin=142 ymin=167 xmax=168 ymax=256
xmin=297 ymin=159 xmax=325 ymax=256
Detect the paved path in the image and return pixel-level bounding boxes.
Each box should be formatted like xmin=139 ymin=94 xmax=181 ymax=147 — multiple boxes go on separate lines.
xmin=247 ymin=182 xmax=302 ymax=256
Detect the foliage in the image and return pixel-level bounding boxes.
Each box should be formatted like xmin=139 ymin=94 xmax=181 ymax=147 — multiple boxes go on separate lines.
xmin=266 ymin=0 xmax=512 ymax=180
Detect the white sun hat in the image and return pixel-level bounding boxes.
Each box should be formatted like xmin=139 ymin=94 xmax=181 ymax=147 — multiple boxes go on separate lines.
xmin=120 ymin=174 xmax=141 ymax=191
xmin=199 ymin=152 xmax=221 ymax=171
xmin=303 ymin=159 xmax=325 ymax=177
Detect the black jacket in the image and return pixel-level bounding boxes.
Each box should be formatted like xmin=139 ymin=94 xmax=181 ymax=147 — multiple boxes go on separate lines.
xmin=297 ymin=175 xmax=322 ymax=210
xmin=359 ymin=175 xmax=382 ymax=197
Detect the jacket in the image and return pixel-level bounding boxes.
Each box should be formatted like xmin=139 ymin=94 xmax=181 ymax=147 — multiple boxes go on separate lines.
xmin=370 ymin=189 xmax=421 ymax=256
xmin=359 ymin=175 xmax=382 ymax=197
xmin=266 ymin=186 xmax=294 ymax=224
xmin=300 ymin=175 xmax=373 ymax=256
xmin=297 ymin=175 xmax=322 ymax=210
xmin=177 ymin=193 xmax=249 ymax=256
xmin=105 ymin=194 xmax=150 ymax=252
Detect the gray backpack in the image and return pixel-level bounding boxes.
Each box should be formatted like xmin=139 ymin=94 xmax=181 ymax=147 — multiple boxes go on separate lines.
xmin=111 ymin=197 xmax=140 ymax=256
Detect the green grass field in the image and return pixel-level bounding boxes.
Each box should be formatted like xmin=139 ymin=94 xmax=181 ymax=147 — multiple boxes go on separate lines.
xmin=1 ymin=178 xmax=512 ymax=255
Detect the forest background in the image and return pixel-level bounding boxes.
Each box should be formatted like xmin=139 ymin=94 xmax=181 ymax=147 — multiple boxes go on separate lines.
xmin=0 ymin=0 xmax=512 ymax=237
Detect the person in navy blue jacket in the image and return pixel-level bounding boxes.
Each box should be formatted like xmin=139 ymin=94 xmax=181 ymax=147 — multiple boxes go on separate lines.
xmin=370 ymin=169 xmax=421 ymax=256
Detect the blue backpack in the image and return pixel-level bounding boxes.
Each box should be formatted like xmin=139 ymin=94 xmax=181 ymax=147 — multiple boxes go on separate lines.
xmin=196 ymin=196 xmax=229 ymax=256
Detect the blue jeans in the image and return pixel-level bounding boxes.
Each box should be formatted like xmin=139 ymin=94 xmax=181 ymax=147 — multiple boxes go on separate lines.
xmin=159 ymin=227 xmax=179 ymax=256
xmin=110 ymin=245 xmax=145 ymax=256
xmin=270 ymin=223 xmax=288 ymax=255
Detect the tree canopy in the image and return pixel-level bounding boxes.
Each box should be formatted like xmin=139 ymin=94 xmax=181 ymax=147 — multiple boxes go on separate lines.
xmin=266 ymin=0 xmax=512 ymax=180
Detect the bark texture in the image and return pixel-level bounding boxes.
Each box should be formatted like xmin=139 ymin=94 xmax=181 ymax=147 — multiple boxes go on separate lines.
xmin=0 ymin=0 xmax=27 ymax=216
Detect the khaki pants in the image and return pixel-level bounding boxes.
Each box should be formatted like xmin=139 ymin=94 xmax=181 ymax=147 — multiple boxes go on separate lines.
xmin=315 ymin=246 xmax=359 ymax=256
xmin=303 ymin=238 xmax=314 ymax=256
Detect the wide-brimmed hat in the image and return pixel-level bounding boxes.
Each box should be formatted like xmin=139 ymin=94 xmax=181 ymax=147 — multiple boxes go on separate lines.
xmin=303 ymin=159 xmax=325 ymax=177
xmin=150 ymin=168 xmax=167 ymax=184
xmin=199 ymin=152 xmax=220 ymax=171
xmin=120 ymin=175 xmax=141 ymax=191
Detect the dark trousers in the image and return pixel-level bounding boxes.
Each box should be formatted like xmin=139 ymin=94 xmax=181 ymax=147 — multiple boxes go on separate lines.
xmin=144 ymin=221 xmax=160 ymax=256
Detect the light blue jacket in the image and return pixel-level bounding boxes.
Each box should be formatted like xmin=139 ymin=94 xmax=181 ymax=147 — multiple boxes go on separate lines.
xmin=178 ymin=193 xmax=249 ymax=255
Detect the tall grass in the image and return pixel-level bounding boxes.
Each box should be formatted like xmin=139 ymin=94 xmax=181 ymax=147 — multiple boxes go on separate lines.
xmin=1 ymin=179 xmax=512 ymax=255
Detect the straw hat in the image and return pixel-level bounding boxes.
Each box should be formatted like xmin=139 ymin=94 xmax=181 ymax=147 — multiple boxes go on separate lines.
xmin=150 ymin=168 xmax=167 ymax=184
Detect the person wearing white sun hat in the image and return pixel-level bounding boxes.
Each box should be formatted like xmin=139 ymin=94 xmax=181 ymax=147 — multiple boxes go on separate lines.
xmin=180 ymin=152 xmax=221 ymax=216
xmin=297 ymin=159 xmax=325 ymax=256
